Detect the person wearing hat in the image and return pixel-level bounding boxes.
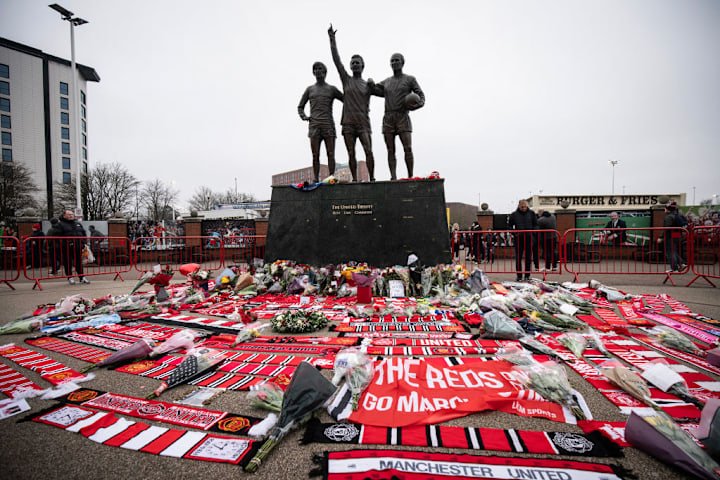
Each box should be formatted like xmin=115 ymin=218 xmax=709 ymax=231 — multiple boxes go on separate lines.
xmin=27 ymin=223 xmax=46 ymax=269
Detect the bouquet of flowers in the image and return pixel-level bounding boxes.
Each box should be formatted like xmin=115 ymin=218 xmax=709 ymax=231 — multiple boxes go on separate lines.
xmin=270 ymin=310 xmax=328 ymax=333
xmin=481 ymin=310 xmax=526 ymax=340
xmin=652 ymin=326 xmax=705 ymax=356
xmin=248 ymin=382 xmax=284 ymax=412
xmin=496 ymin=345 xmax=537 ymax=366
xmin=601 ymin=360 xmax=658 ymax=409
xmin=514 ymin=361 xmax=586 ymax=420
xmin=557 ymin=332 xmax=587 ymax=359
xmin=331 ymin=347 xmax=374 ymax=410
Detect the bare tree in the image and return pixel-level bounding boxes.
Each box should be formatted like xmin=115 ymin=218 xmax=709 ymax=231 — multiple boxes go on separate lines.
xmin=215 ymin=189 xmax=256 ymax=205
xmin=0 ymin=163 xmax=39 ymax=221
xmin=141 ymin=178 xmax=179 ymax=223
xmin=188 ymin=186 xmax=218 ymax=212
xmin=53 ymin=163 xmax=139 ymax=220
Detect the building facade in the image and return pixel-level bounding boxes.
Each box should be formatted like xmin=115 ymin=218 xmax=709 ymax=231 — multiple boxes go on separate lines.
xmin=0 ymin=37 xmax=100 ymax=218
xmin=272 ymin=161 xmax=370 ymax=186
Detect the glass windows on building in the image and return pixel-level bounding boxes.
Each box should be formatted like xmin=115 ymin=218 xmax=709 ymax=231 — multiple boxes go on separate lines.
xmin=62 ymin=157 xmax=71 ymax=169
xmin=2 ymin=148 xmax=11 ymax=162
xmin=0 ymin=81 xmax=8 ymax=95
xmin=60 ymin=96 xmax=69 ymax=110
xmin=82 ymin=147 xmax=87 ymax=159
xmin=81 ymin=105 xmax=86 ymax=118
xmin=82 ymin=133 xmax=87 ymax=146
xmin=81 ymin=90 xmax=86 ymax=105
xmin=61 ymin=112 xmax=69 ymax=125
xmin=1 ymin=131 xmax=10 ymax=146
xmin=60 ymin=82 xmax=68 ymax=95
xmin=0 ymin=115 xmax=9 ymax=129
xmin=81 ymin=119 xmax=86 ymax=132
xmin=62 ymin=142 xmax=70 ymax=154
xmin=0 ymin=64 xmax=8 ymax=78
xmin=0 ymin=98 xmax=9 ymax=112
xmin=62 ymin=172 xmax=71 ymax=184
xmin=61 ymin=127 xmax=70 ymax=140
xmin=83 ymin=161 xmax=88 ymax=174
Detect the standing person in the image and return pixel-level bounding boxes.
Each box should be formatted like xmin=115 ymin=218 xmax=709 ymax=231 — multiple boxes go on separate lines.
xmin=27 ymin=223 xmax=46 ymax=269
xmin=604 ymin=212 xmax=627 ymax=245
xmin=537 ymin=210 xmax=558 ymax=271
xmin=328 ymin=25 xmax=375 ymax=182
xmin=298 ymin=62 xmax=343 ymax=183
xmin=46 ymin=218 xmax=62 ymax=275
xmin=662 ymin=201 xmax=686 ymax=273
xmin=368 ymin=53 xmax=425 ymax=180
xmin=469 ymin=221 xmax=483 ymax=262
xmin=508 ymin=200 xmax=537 ymax=281
xmin=57 ymin=209 xmax=89 ymax=284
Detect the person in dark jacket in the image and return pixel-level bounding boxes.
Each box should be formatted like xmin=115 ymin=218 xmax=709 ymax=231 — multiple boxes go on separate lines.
xmin=57 ymin=209 xmax=89 ymax=284
xmin=536 ymin=210 xmax=558 ymax=270
xmin=604 ymin=212 xmax=627 ymax=245
xmin=27 ymin=223 xmax=45 ymax=269
xmin=662 ymin=201 xmax=686 ymax=272
xmin=508 ymin=199 xmax=537 ymax=281
xmin=46 ymin=218 xmax=62 ymax=275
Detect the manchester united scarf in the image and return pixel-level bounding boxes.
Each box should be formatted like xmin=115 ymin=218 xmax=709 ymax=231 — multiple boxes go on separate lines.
xmin=0 ymin=343 xmax=87 ymax=385
xmin=311 ymin=449 xmax=632 ymax=480
xmin=630 ymin=333 xmax=720 ymax=376
xmin=25 ymin=337 xmax=111 ymax=364
xmin=302 ymin=419 xmax=622 ymax=457
xmin=99 ymin=321 xmax=191 ymax=341
xmin=332 ymin=323 xmax=467 ymax=333
xmin=31 ymin=404 xmax=259 ymax=466
xmin=0 ymin=362 xmax=43 ymax=398
xmin=151 ymin=313 xmax=248 ymax=333
xmin=60 ymin=330 xmax=134 ymax=351
xmin=56 ymin=388 xmax=263 ymax=435
xmin=539 ymin=334 xmax=702 ymax=421
xmin=347 ymin=357 xmax=577 ymax=427
xmin=641 ymin=312 xmax=719 ymax=346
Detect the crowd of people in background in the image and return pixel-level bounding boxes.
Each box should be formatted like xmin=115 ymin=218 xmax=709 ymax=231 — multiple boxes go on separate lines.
xmin=129 ymin=221 xmax=184 ymax=248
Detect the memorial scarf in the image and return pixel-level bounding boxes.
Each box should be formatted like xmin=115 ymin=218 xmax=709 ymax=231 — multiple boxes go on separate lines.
xmin=640 ymin=312 xmax=719 ymax=346
xmin=31 ymin=405 xmax=259 ymax=466
xmin=539 ymin=334 xmax=702 ymax=421
xmin=0 ymin=362 xmax=43 ymax=398
xmin=575 ymin=314 xmax=613 ymax=332
xmin=347 ymin=357 xmax=575 ymax=427
xmin=365 ymin=346 xmax=489 ymax=356
xmin=312 ymin=449 xmax=632 ymax=480
xmin=0 ymin=343 xmax=87 ymax=385
xmin=57 ymin=387 xmax=263 ymax=435
xmin=339 ymin=331 xmax=457 ymax=339
xmin=616 ymin=301 xmax=654 ymax=326
xmin=60 ymin=330 xmax=134 ymax=351
xmin=188 ymin=372 xmax=268 ymax=391
xmin=151 ymin=313 xmax=247 ymax=333
xmin=332 ymin=323 xmax=467 ymax=333
xmin=99 ymin=321 xmax=189 ymax=341
xmin=664 ymin=314 xmax=720 ymax=337
xmin=593 ymin=308 xmax=630 ymax=329
xmin=195 ymin=340 xmax=340 ymax=355
xmin=25 ymin=337 xmax=111 ymax=364
xmin=302 ymin=419 xmax=622 ymax=457
xmin=630 ymin=333 xmax=720 ymax=376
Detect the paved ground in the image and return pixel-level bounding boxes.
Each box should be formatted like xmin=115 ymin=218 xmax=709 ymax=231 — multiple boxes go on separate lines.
xmin=0 ymin=270 xmax=718 ymax=480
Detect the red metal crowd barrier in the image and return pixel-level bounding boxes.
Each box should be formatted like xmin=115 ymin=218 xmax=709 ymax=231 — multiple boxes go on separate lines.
xmin=561 ymin=227 xmax=690 ymax=285
xmin=22 ymin=236 xmax=133 ymax=290
xmin=132 ymin=236 xmax=225 ymax=274
xmin=687 ymin=225 xmax=720 ymax=287
xmin=452 ymin=229 xmax=562 ymax=280
xmin=1 ymin=236 xmax=20 ymax=290
xmin=223 ymin=235 xmax=266 ymax=267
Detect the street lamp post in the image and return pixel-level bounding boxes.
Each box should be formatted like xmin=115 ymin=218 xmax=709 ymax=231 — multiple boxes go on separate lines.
xmin=50 ymin=4 xmax=88 ymax=219
xmin=608 ymin=160 xmax=619 ymax=195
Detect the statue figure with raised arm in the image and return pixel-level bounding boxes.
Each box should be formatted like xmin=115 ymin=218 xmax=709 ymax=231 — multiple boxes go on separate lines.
xmin=328 ymin=24 xmax=375 ymax=182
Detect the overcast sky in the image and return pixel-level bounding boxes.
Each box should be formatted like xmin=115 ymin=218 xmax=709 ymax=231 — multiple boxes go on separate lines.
xmin=2 ymin=0 xmax=719 ymax=213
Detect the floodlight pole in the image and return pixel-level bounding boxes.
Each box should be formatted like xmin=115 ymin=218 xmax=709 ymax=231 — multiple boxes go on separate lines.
xmin=609 ymin=160 xmax=619 ymax=196
xmin=50 ymin=4 xmax=87 ymax=219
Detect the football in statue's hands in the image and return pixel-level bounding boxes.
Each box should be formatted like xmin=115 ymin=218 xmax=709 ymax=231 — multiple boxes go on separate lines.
xmin=404 ymin=92 xmax=423 ymax=110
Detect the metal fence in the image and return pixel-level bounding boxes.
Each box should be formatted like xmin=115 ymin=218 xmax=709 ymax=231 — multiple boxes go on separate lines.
xmin=0 ymin=228 xmax=718 ymax=289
